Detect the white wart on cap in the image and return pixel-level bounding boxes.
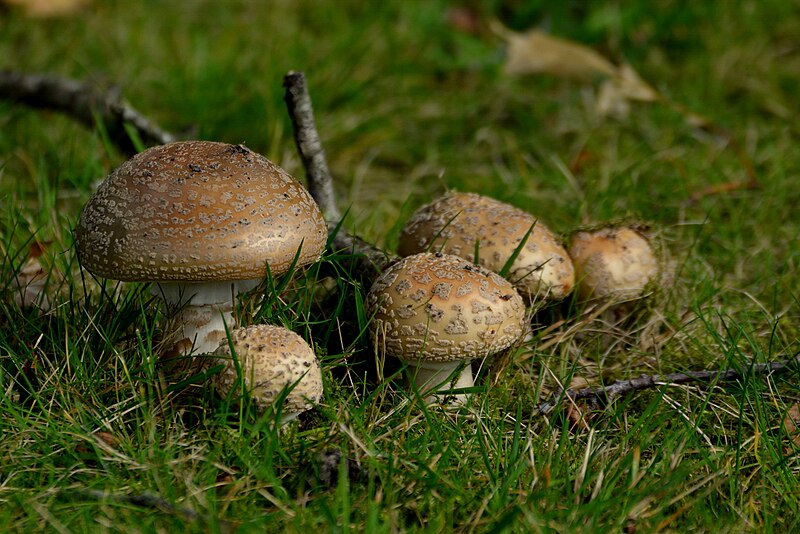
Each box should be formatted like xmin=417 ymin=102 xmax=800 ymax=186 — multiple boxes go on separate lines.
xmin=568 ymin=226 xmax=659 ymax=302
xmin=398 ymin=192 xmax=574 ymax=304
xmin=75 ymin=140 xmax=327 ymax=355
xmin=367 ymin=252 xmax=526 ymax=401
xmin=212 ymin=324 xmax=323 ymax=422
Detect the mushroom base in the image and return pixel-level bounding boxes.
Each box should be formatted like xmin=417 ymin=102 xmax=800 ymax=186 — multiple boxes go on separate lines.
xmin=404 ymin=359 xmax=474 ymax=404
xmin=155 ymin=279 xmax=261 ymax=356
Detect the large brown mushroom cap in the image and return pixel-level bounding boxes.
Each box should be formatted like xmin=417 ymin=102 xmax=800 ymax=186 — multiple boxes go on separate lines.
xmin=397 ymin=192 xmax=574 ymax=302
xmin=568 ymin=226 xmax=659 ymax=301
xmin=367 ymin=252 xmax=526 ymax=364
xmin=75 ymin=140 xmax=327 ymax=282
xmin=212 ymin=324 xmax=323 ymax=415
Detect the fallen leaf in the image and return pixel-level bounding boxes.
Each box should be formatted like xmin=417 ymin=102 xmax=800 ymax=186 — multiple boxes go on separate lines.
xmin=782 ymin=403 xmax=800 ymax=448
xmin=566 ymin=401 xmax=591 ymax=432
xmin=495 ymin=22 xmax=617 ymax=80
xmin=614 ymin=63 xmax=660 ymax=102
xmin=2 ymin=0 xmax=90 ymax=17
xmin=493 ymin=22 xmax=661 ymax=118
xmin=94 ymin=431 xmax=120 ymax=449
xmin=9 ymin=242 xmax=59 ymax=310
xmin=596 ymin=79 xmax=631 ymax=118
xmin=446 ymin=6 xmax=482 ymax=35
xmin=569 ymin=375 xmax=591 ymax=390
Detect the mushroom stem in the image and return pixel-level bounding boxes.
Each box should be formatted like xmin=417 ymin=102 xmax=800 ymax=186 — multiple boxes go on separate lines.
xmin=155 ymin=279 xmax=261 ymax=355
xmin=405 ymin=360 xmax=474 ymax=404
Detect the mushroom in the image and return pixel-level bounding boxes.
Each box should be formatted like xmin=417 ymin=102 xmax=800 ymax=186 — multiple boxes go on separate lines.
xmin=212 ymin=324 xmax=323 ymax=422
xmin=568 ymin=225 xmax=659 ymax=302
xmin=398 ymin=192 xmax=574 ymax=306
xmin=74 ymin=140 xmax=327 ymax=356
xmin=366 ymin=252 xmax=526 ymax=402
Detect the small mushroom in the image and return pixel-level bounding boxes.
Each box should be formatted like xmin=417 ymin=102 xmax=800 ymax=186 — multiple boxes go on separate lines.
xmin=212 ymin=324 xmax=323 ymax=422
xmin=568 ymin=225 xmax=659 ymax=302
xmin=367 ymin=252 xmax=526 ymax=402
xmin=398 ymin=192 xmax=574 ymax=305
xmin=75 ymin=140 xmax=327 ymax=356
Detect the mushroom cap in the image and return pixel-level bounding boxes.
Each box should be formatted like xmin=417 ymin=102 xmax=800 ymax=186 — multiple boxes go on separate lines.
xmin=367 ymin=252 xmax=526 ymax=364
xmin=75 ymin=140 xmax=327 ymax=282
xmin=568 ymin=226 xmax=659 ymax=301
xmin=212 ymin=324 xmax=323 ymax=415
xmin=397 ymin=192 xmax=574 ymax=302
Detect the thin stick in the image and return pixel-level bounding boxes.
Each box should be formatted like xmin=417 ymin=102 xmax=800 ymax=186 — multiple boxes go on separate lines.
xmin=283 ymin=71 xmax=341 ymax=223
xmin=535 ymin=353 xmax=800 ymax=416
xmin=283 ymin=71 xmax=392 ymax=273
xmin=72 ymin=489 xmax=197 ymax=521
xmin=0 ymin=70 xmax=177 ymax=156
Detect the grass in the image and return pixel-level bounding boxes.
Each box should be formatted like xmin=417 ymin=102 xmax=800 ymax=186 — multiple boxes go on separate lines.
xmin=1 ymin=0 xmax=799 ymax=531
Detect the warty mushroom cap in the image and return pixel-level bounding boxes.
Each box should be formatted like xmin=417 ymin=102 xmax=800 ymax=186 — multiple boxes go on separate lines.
xmin=367 ymin=252 xmax=526 ymax=364
xmin=75 ymin=140 xmax=327 ymax=282
xmin=397 ymin=192 xmax=574 ymax=302
xmin=568 ymin=226 xmax=659 ymax=301
xmin=212 ymin=324 xmax=323 ymax=416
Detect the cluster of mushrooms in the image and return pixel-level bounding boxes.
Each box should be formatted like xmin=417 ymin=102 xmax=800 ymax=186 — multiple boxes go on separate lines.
xmin=74 ymin=140 xmax=660 ymax=419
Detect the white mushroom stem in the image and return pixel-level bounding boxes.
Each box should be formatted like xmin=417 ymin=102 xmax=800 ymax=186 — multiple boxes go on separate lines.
xmin=404 ymin=359 xmax=474 ymax=404
xmin=154 ymin=279 xmax=261 ymax=355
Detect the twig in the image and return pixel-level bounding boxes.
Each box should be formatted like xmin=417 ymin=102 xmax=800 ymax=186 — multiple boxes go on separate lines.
xmin=687 ymin=178 xmax=760 ymax=204
xmin=0 ymin=70 xmax=177 ymax=156
xmin=282 ymin=71 xmax=341 ymax=223
xmin=535 ymin=352 xmax=800 ymax=416
xmin=282 ymin=71 xmax=392 ymax=274
xmin=72 ymin=489 xmax=195 ymax=520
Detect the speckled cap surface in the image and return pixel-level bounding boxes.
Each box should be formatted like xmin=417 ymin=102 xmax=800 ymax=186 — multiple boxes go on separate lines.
xmin=75 ymin=141 xmax=327 ymax=282
xmin=367 ymin=252 xmax=526 ymax=363
xmin=398 ymin=192 xmax=574 ymax=302
xmin=568 ymin=226 xmax=659 ymax=301
xmin=213 ymin=324 xmax=323 ymax=414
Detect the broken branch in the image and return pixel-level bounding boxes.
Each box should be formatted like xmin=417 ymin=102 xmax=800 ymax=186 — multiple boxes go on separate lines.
xmin=536 ymin=352 xmax=800 ymax=416
xmin=282 ymin=71 xmax=392 ymax=274
xmin=0 ymin=70 xmax=177 ymax=156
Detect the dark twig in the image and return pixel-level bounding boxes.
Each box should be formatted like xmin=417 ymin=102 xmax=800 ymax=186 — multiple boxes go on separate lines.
xmin=535 ymin=353 xmax=800 ymax=416
xmin=0 ymin=70 xmax=177 ymax=156
xmin=68 ymin=488 xmax=236 ymax=532
xmin=72 ymin=489 xmax=194 ymax=520
xmin=283 ymin=71 xmax=393 ymax=275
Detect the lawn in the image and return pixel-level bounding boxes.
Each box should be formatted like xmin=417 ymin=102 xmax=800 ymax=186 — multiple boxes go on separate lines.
xmin=1 ymin=0 xmax=799 ymax=531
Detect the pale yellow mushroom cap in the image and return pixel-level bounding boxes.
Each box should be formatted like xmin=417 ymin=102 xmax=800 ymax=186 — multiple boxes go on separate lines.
xmin=398 ymin=192 xmax=574 ymax=302
xmin=568 ymin=226 xmax=659 ymax=301
xmin=75 ymin=140 xmax=327 ymax=282
xmin=212 ymin=324 xmax=323 ymax=415
xmin=367 ymin=252 xmax=526 ymax=364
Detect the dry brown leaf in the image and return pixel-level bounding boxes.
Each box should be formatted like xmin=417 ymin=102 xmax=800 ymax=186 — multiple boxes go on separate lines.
xmin=596 ymin=79 xmax=632 ymax=118
xmin=496 ymin=23 xmax=617 ymax=80
xmin=566 ymin=401 xmax=591 ymax=432
xmin=446 ymin=6 xmax=482 ymax=35
xmin=596 ymin=67 xmax=660 ymax=118
xmin=569 ymin=375 xmax=591 ymax=390
xmin=12 ymin=256 xmax=51 ymax=310
xmin=9 ymin=242 xmax=60 ymax=310
xmin=494 ymin=22 xmax=661 ymax=118
xmin=782 ymin=403 xmax=800 ymax=448
xmin=614 ymin=63 xmax=660 ymax=102
xmin=2 ymin=0 xmax=90 ymax=17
